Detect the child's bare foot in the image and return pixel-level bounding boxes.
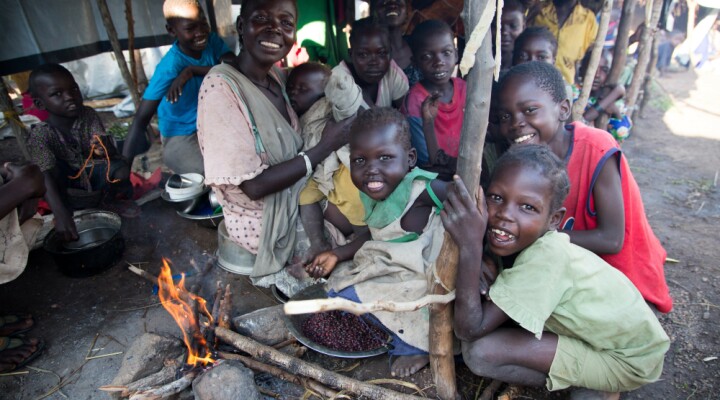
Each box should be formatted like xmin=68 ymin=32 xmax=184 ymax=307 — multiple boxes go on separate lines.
xmin=390 ymin=355 xmax=429 ymax=377
xmin=570 ymin=388 xmax=620 ymax=400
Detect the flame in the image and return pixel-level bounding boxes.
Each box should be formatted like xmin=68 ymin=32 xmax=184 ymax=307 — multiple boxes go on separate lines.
xmin=158 ymin=258 xmax=215 ymax=366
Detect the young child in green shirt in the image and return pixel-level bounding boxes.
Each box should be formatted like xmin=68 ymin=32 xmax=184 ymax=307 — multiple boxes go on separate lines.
xmin=442 ymin=144 xmax=669 ymax=399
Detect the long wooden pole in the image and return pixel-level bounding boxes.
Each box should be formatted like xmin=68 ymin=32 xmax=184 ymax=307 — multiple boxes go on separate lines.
xmin=572 ymin=0 xmax=614 ymax=121
xmin=124 ymin=0 xmax=138 ymax=90
xmin=96 ymin=0 xmax=141 ymax=108
xmin=429 ymin=0 xmax=494 ymax=398
xmin=626 ymin=0 xmax=664 ymax=115
xmin=599 ymin=0 xmax=636 ymax=128
xmin=638 ymin=34 xmax=660 ymax=118
xmin=215 ymin=327 xmax=425 ymax=400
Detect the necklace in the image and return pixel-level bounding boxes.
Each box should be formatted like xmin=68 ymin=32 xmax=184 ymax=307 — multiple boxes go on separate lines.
xmin=249 ymin=77 xmax=279 ymax=98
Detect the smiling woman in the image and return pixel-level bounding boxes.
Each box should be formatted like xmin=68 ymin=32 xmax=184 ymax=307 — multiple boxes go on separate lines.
xmin=196 ymin=0 xmax=350 ymax=295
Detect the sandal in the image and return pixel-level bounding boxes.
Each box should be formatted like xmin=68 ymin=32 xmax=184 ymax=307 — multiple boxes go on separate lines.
xmin=0 ymin=336 xmax=44 ymax=373
xmin=0 ymin=314 xmax=33 ymax=337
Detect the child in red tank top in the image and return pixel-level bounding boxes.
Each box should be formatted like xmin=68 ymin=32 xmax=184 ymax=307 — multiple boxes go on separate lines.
xmin=495 ymin=61 xmax=672 ymax=313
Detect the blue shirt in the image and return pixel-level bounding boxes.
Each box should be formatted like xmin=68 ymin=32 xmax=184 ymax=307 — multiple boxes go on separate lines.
xmin=143 ymin=33 xmax=230 ymax=137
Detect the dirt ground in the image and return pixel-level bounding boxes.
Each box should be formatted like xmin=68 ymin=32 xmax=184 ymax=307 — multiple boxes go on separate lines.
xmin=1 ymin=66 xmax=718 ymax=400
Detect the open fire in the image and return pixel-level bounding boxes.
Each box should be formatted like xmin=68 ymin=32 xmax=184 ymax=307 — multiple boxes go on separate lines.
xmin=157 ymin=258 xmax=215 ymax=367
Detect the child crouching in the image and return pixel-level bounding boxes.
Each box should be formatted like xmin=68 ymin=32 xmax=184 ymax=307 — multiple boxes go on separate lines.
xmin=442 ymin=145 xmax=669 ymax=398
xmin=27 ymin=64 xmax=131 ymax=241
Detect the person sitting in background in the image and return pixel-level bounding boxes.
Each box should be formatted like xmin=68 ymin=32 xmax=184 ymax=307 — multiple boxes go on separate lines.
xmin=527 ymin=0 xmax=598 ymax=84
xmin=401 ymin=20 xmax=465 ymax=179
xmin=496 ymin=0 xmax=526 ymax=71
xmin=27 ymin=64 xmax=130 ymax=242
xmin=574 ymin=49 xmax=632 ymax=142
xmin=123 ymin=0 xmax=233 ymax=174
xmin=0 ymin=162 xmax=46 ymax=373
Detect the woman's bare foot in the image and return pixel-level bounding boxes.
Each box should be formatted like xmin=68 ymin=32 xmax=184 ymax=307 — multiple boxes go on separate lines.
xmin=570 ymin=388 xmax=620 ymax=400
xmin=390 ymin=355 xmax=429 ymax=377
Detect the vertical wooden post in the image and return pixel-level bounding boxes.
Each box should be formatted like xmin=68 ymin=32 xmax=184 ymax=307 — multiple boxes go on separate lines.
xmin=638 ymin=34 xmax=660 ymax=118
xmin=0 ymin=80 xmax=30 ymax=160
xmin=599 ymin=0 xmax=635 ymax=128
xmin=572 ymin=0 xmax=614 ymax=122
xmin=96 ymin=0 xmax=141 ymax=108
xmin=429 ymin=0 xmax=494 ymax=398
xmin=124 ymin=0 xmax=138 ymax=91
xmin=626 ymin=0 xmax=664 ymax=115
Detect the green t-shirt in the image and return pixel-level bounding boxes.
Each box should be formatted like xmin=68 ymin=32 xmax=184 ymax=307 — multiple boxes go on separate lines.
xmin=490 ymin=231 xmax=669 ymax=358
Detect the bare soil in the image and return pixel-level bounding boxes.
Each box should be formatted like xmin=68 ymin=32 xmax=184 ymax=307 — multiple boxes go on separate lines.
xmin=0 ymin=67 xmax=718 ymax=399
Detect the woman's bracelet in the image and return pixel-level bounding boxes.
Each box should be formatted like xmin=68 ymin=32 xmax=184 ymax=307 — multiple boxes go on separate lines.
xmin=298 ymin=151 xmax=312 ymax=177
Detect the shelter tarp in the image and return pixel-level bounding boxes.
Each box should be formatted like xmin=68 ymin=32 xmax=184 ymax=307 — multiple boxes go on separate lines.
xmin=0 ymin=0 xmax=173 ymax=75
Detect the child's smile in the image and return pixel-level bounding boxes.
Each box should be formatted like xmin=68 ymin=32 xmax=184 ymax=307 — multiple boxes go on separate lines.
xmin=373 ymin=0 xmax=407 ymax=27
xmin=485 ymin=163 xmax=560 ymax=257
xmin=350 ymin=123 xmax=416 ymax=201
xmin=498 ymin=75 xmax=569 ymax=148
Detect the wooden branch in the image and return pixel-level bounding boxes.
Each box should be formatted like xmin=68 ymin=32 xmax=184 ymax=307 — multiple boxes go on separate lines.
xmin=479 ymin=379 xmax=503 ymax=400
xmin=219 ymin=351 xmax=338 ymax=397
xmin=638 ymin=35 xmax=661 ymax=118
xmin=99 ymin=358 xmax=180 ymax=396
xmin=124 ymin=0 xmax=138 ymax=91
xmin=215 ymin=327 xmax=424 ymax=400
xmin=626 ymin=0 xmax=664 ymax=115
xmin=96 ymin=0 xmax=141 ymax=108
xmin=283 ymin=292 xmax=455 ymax=315
xmin=572 ymin=0 xmax=614 ymax=121
xmin=430 ymin=0 xmax=495 ymax=398
xmin=599 ymin=0 xmax=636 ymax=128
xmin=128 ymin=370 xmax=197 ymax=400
xmin=128 ymin=265 xmax=158 ymax=285
xmin=218 ymin=284 xmax=232 ymax=329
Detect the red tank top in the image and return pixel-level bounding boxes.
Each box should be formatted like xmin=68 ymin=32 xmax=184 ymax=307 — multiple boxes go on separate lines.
xmin=561 ymin=122 xmax=673 ymax=313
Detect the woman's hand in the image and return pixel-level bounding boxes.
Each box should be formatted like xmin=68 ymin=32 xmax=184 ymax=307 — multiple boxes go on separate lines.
xmin=304 ymin=250 xmax=339 ymax=278
xmin=318 ymin=115 xmax=356 ymax=152
xmin=441 ymin=176 xmax=488 ymax=249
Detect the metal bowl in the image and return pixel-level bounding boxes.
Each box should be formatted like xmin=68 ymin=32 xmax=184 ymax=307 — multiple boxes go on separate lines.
xmin=44 ymin=210 xmax=124 ymax=278
xmin=282 ymin=284 xmax=391 ymax=358
xmin=165 ymin=173 xmax=205 ymax=200
xmin=161 ymin=187 xmax=210 ymax=213
xmin=215 ymin=220 xmax=255 ymax=275
xmin=176 ymin=210 xmax=223 ymax=229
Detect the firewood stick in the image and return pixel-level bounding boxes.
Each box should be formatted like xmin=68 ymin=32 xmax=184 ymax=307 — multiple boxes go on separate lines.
xmin=479 ymin=379 xmax=503 ymax=400
xmin=219 ymin=352 xmax=338 ymax=397
xmin=283 ymin=292 xmax=456 ymax=315
xmin=128 ymin=265 xmax=158 ymax=285
xmin=215 ymin=327 xmax=424 ymax=400
xmin=218 ymin=284 xmax=232 ymax=329
xmin=272 ymin=338 xmax=297 ymax=349
xmin=210 ymin=281 xmax=223 ymax=322
xmin=128 ymin=370 xmax=197 ymax=400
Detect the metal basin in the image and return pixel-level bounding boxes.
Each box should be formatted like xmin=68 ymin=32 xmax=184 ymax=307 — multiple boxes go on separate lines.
xmin=215 ymin=220 xmax=255 ymax=275
xmin=161 ymin=187 xmax=210 ymax=214
xmin=44 ymin=210 xmax=124 ymax=278
xmin=282 ymin=284 xmax=391 ymax=359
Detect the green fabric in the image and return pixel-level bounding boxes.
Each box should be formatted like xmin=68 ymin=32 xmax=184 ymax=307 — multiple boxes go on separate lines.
xmin=425 ymin=180 xmax=444 ymax=215
xmin=296 ymin=0 xmax=349 ymax=66
xmin=385 ymin=232 xmax=420 ymax=243
xmin=360 ymin=168 xmax=438 ymax=229
xmin=489 ymin=231 xmax=669 ymax=392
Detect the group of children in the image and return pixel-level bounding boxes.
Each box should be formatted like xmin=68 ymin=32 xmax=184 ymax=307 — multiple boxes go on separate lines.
xmin=1 ymin=0 xmax=673 ymax=396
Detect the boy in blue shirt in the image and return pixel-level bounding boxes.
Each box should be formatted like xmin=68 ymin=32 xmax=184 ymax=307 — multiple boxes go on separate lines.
xmin=123 ymin=0 xmax=233 ymax=174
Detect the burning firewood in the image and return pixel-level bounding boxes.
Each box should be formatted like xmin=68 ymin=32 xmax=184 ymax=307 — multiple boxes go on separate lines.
xmin=99 ymin=357 xmax=182 ymax=397
xmin=215 ymin=327 xmax=425 ymax=400
xmin=218 ymin=284 xmax=232 ymax=329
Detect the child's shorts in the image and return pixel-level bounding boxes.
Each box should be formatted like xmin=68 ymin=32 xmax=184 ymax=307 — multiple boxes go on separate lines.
xmin=547 ymin=334 xmax=665 ymax=393
xmin=299 ymin=164 xmax=365 ymax=226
